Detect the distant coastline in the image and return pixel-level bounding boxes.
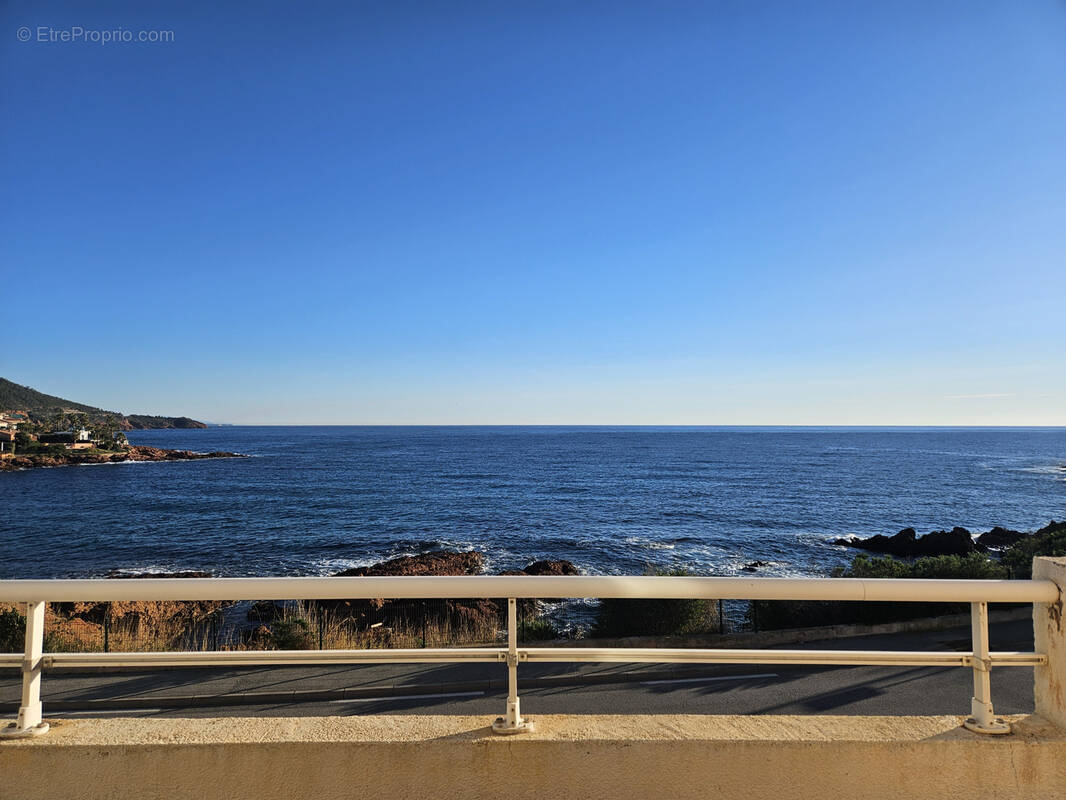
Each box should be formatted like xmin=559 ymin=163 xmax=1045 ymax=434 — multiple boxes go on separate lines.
xmin=1 ymin=377 xmax=219 ymax=469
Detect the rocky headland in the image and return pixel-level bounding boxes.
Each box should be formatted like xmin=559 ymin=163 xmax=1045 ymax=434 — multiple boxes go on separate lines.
xmin=1 ymin=445 xmax=245 ymax=471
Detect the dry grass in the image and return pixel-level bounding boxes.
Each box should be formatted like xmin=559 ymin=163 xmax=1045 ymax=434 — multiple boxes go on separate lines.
xmin=0 ymin=601 xmax=505 ymax=653
xmin=4 ymin=598 xmax=566 ymax=654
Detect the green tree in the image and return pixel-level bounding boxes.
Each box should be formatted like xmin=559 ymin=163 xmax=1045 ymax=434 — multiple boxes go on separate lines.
xmin=88 ymin=415 xmax=125 ymax=450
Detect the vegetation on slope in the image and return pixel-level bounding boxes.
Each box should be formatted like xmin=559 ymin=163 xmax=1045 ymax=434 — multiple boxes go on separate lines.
xmin=0 ymin=377 xmax=206 ymax=429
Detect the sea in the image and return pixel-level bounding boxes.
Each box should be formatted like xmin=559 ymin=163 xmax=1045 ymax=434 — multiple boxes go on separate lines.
xmin=1 ymin=427 xmax=1063 ymax=583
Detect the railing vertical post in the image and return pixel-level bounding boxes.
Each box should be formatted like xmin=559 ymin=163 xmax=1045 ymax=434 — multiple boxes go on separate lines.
xmin=963 ymin=601 xmax=1010 ymax=735
xmin=492 ymin=597 xmax=534 ymax=735
xmin=2 ymin=600 xmax=50 ymax=739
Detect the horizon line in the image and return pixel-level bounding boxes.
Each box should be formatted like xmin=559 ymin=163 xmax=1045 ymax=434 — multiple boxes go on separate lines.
xmin=181 ymin=423 xmax=1066 ymax=429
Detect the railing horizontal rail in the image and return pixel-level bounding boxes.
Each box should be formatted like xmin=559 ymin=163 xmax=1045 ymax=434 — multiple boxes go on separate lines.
xmin=0 ymin=648 xmax=506 ymax=667
xmin=0 ymin=648 xmax=1046 ymax=669
xmin=522 ymin=647 xmax=1046 ymax=667
xmin=0 ymin=576 xmax=1057 ymax=603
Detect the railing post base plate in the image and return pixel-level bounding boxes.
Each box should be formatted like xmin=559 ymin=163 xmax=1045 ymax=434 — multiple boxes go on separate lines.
xmin=492 ymin=716 xmax=535 ymax=735
xmin=962 ymin=716 xmax=1011 ymax=735
xmin=1 ymin=721 xmax=49 ymax=740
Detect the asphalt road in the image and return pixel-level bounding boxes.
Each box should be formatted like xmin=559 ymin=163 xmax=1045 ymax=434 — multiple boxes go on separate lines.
xmin=1 ymin=618 xmax=1036 ymax=721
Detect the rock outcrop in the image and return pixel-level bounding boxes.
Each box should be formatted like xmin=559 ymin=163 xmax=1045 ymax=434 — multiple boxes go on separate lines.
xmin=834 ymin=527 xmax=980 ymax=557
xmin=49 ymin=571 xmax=226 ymax=646
xmin=521 ymin=559 xmax=580 ymax=576
xmin=313 ymin=551 xmax=492 ymax=629
xmin=125 ymin=446 xmax=242 ymax=462
xmin=334 ymin=550 xmax=483 ymax=577
xmin=315 ymin=551 xmax=578 ymax=632
xmin=1035 ymin=520 xmax=1066 ymax=537
xmin=975 ymin=527 xmax=1026 ymax=549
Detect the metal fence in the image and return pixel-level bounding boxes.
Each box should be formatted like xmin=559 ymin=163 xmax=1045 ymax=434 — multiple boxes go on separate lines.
xmin=1 ymin=575 xmax=1057 ymax=739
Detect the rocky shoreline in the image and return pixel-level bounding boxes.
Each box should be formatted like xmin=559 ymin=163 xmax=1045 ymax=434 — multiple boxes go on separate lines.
xmin=11 ymin=522 xmax=1063 ymax=650
xmin=15 ymin=552 xmax=582 ymax=651
xmin=0 ymin=445 xmax=245 ymax=471
xmin=832 ymin=523 xmax=1051 ymax=557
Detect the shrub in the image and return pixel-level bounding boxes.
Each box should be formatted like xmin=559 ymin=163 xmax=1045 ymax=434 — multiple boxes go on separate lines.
xmin=750 ymin=552 xmax=1006 ymax=631
xmin=271 ymin=618 xmax=315 ymax=650
xmin=593 ymin=568 xmax=718 ymax=638
xmin=517 ymin=618 xmax=559 ymax=641
xmin=1002 ymin=521 xmax=1066 ymax=579
xmin=838 ymin=552 xmax=1005 ymax=580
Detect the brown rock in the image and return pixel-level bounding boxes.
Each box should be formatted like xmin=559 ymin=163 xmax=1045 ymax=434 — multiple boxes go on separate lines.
xmin=334 ymin=550 xmax=483 ymax=577
xmin=314 ymin=551 xmax=489 ymax=629
xmin=51 ymin=571 xmax=226 ymax=639
xmin=125 ymin=446 xmax=244 ymax=462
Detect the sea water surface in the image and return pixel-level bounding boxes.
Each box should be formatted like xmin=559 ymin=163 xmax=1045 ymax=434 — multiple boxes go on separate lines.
xmin=1 ymin=427 xmax=1063 ymax=580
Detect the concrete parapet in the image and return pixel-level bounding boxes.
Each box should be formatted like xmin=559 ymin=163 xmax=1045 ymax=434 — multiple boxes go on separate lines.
xmin=1033 ymin=556 xmax=1066 ymax=730
xmin=3 ymin=714 xmax=1066 ymax=800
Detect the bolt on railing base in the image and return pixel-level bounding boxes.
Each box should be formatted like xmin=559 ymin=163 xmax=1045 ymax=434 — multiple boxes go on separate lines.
xmin=0 ymin=721 xmax=50 ymax=740
xmin=962 ymin=716 xmax=1011 ymax=735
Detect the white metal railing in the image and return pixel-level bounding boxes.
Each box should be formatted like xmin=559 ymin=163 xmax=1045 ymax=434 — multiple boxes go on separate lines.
xmin=0 ymin=575 xmax=1058 ymax=739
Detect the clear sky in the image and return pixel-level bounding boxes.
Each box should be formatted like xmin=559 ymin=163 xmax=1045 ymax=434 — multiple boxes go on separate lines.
xmin=2 ymin=1 xmax=1064 ymax=425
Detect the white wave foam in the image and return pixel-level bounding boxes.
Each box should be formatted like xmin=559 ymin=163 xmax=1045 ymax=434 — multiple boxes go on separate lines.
xmin=623 ymin=536 xmax=676 ymax=550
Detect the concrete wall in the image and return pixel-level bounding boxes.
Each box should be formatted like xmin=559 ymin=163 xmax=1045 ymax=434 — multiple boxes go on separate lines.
xmin=1033 ymin=556 xmax=1066 ymax=730
xmin=4 ymin=714 xmax=1066 ymax=800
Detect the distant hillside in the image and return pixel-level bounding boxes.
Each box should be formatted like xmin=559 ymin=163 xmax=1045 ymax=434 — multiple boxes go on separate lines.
xmin=124 ymin=415 xmax=208 ymax=430
xmin=0 ymin=378 xmax=208 ymax=430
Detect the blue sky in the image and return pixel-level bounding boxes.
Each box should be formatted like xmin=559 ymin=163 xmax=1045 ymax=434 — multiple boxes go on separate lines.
xmin=2 ymin=1 xmax=1064 ymax=424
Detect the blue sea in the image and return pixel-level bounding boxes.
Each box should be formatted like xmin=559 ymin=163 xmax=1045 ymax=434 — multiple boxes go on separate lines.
xmin=1 ymin=427 xmax=1063 ymax=581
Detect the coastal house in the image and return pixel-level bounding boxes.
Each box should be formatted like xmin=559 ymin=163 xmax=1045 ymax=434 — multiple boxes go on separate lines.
xmin=71 ymin=428 xmax=95 ymax=450
xmin=37 ymin=431 xmax=76 ymax=446
xmin=37 ymin=429 xmax=98 ymax=450
xmin=0 ymin=414 xmax=24 ymax=458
